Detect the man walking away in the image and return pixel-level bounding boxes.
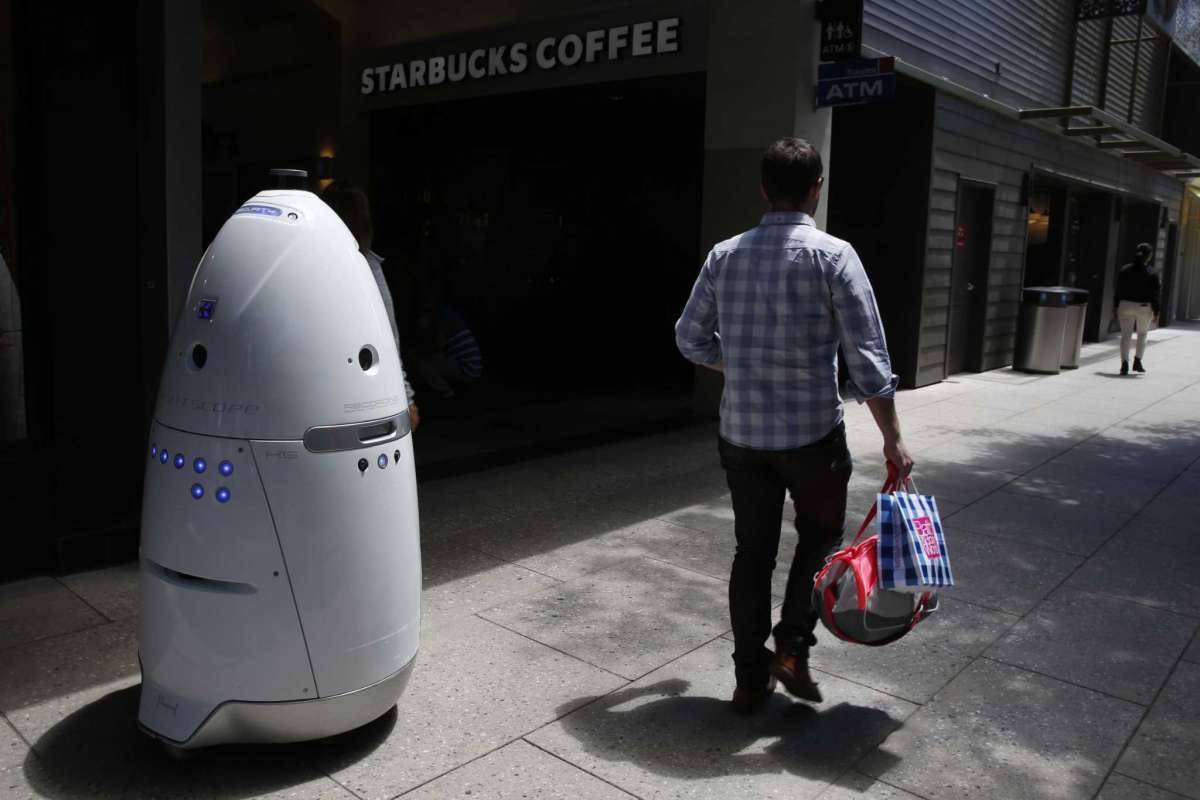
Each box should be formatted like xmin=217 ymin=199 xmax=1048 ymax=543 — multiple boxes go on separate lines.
xmin=675 ymin=137 xmax=914 ymax=715
xmin=1113 ymin=242 xmax=1161 ymax=375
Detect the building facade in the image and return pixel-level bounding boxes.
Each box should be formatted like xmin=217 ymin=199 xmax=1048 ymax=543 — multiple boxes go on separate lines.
xmin=1 ymin=0 xmax=1197 ymax=579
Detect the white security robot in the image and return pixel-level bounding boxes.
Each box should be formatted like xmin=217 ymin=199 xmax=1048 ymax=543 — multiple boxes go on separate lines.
xmin=138 ymin=179 xmax=421 ymax=749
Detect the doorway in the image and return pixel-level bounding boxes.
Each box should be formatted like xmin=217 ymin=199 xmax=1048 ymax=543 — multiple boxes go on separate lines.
xmin=1063 ymin=192 xmax=1115 ymax=341
xmin=946 ymin=180 xmax=994 ymax=374
xmin=1161 ymin=222 xmax=1179 ymax=326
xmin=369 ymin=74 xmax=706 ymax=475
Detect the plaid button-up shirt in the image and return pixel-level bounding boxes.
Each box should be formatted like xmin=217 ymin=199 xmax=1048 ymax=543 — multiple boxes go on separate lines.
xmin=675 ymin=212 xmax=897 ymax=450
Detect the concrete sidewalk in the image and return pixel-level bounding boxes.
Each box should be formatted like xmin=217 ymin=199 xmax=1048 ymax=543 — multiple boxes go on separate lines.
xmin=3 ymin=324 xmax=1199 ymax=800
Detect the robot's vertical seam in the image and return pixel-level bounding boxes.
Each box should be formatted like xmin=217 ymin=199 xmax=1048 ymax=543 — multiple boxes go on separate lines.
xmin=248 ymin=443 xmax=322 ymax=698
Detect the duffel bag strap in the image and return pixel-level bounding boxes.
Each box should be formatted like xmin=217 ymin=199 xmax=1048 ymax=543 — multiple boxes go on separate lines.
xmin=849 ymin=466 xmax=900 ymax=546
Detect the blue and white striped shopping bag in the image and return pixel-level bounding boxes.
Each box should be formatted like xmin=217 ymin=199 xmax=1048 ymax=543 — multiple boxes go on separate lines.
xmin=894 ymin=489 xmax=954 ymax=590
xmin=876 ymin=492 xmax=920 ymax=591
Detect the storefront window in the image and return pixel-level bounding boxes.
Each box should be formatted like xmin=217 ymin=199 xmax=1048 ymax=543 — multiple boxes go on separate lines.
xmin=0 ymin=0 xmax=25 ymax=442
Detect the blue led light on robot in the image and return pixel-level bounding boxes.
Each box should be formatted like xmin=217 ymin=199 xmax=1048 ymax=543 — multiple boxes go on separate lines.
xmin=378 ymin=454 xmax=388 ymax=469
xmin=151 ymin=444 xmax=158 ymax=458
xmin=215 ymin=487 xmax=231 ymax=503
xmin=219 ymin=460 xmax=234 ymax=477
xmin=191 ymin=484 xmax=205 ymax=500
xmin=160 ymin=450 xmax=170 ymax=464
xmin=174 ymin=454 xmax=186 ymax=469
xmin=194 ymin=457 xmax=207 ymax=474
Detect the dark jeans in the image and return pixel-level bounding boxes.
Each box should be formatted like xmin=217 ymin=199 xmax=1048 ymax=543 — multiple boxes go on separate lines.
xmin=718 ymin=424 xmax=852 ymax=688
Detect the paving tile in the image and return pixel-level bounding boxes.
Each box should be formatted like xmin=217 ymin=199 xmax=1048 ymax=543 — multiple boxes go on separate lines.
xmin=59 ymin=563 xmax=140 ymax=622
xmin=1006 ymin=461 xmax=1168 ymax=514
xmin=1185 ymin=631 xmax=1200 ymax=664
xmin=455 ymin=501 xmax=662 ymax=582
xmin=985 ymin=588 xmax=1197 ymax=705
xmin=906 ymin=459 xmax=1019 ymax=506
xmin=903 ymin=398 xmax=1024 ymax=424
xmin=420 ymin=540 xmax=560 ymax=631
xmin=815 ymin=771 xmax=926 ymax=800
xmin=921 ymin=437 xmax=1068 ymax=477
xmin=528 ymin=638 xmax=917 ymax=800
xmin=1049 ymin=443 xmax=1192 ymax=482
xmin=1156 ymin=470 xmax=1200 ymax=501
xmin=0 ymin=578 xmax=106 ymax=652
xmin=858 ymin=659 xmax=1144 ymax=800
xmin=951 ymin=490 xmax=1132 ymax=557
xmin=1115 ymin=514 xmax=1200 ymax=555
xmin=418 ymin=482 xmax=520 ymax=539
xmin=0 ymin=619 xmax=139 ymax=744
xmin=1117 ymin=661 xmax=1200 ymax=799
xmin=630 ymin=515 xmax=800 ymax=599
xmin=1066 ymin=538 xmax=1200 ymax=618
xmin=1 ymin=717 xmax=28 ymax=797
xmin=399 ymin=739 xmax=634 ymax=799
xmin=311 ymin=615 xmax=624 ymax=800
xmin=479 ymin=557 xmax=729 ymax=680
xmin=7 ymin=679 xmax=349 ymax=800
xmin=1099 ymin=773 xmax=1192 ymax=800
xmin=125 ymin=751 xmax=356 ymax=800
xmin=13 ymin=748 xmax=133 ymax=799
xmin=596 ymin=470 xmax=731 ymax=523
xmin=656 ymin=496 xmax=736 ymax=535
xmin=809 ymin=598 xmax=1018 ymax=704
xmin=940 ymin=529 xmax=1084 ymax=616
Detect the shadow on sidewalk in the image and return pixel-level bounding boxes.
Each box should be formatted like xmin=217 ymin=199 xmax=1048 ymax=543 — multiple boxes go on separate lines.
xmin=551 ymin=679 xmax=903 ymax=783
xmin=24 ymin=685 xmax=395 ymax=799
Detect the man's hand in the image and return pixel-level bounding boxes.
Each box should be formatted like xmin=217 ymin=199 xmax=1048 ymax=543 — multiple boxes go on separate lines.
xmin=883 ymin=436 xmax=914 ymax=478
xmin=409 ymin=403 xmax=421 ymax=432
xmin=866 ymin=396 xmax=914 ymax=478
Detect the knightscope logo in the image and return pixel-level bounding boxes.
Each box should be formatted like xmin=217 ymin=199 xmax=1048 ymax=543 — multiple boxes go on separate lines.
xmin=344 ymin=395 xmax=403 ymax=414
xmin=165 ymin=395 xmax=261 ymax=415
xmin=361 ymin=17 xmax=681 ymax=95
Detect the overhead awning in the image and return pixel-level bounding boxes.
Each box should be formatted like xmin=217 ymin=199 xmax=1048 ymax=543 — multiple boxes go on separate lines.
xmin=1016 ymin=104 xmax=1200 ymax=181
xmin=858 ymin=44 xmax=1199 ymax=184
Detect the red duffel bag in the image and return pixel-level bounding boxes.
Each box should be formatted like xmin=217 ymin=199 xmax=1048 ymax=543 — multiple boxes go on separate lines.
xmin=812 ymin=470 xmax=938 ymax=646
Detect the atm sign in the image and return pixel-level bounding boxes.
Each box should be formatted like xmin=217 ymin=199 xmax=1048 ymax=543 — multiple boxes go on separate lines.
xmin=815 ymin=56 xmax=896 ymax=108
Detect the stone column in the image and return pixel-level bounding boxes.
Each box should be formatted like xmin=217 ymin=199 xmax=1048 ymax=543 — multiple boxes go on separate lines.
xmin=138 ymin=0 xmax=201 ymax=414
xmin=692 ymin=0 xmax=831 ymax=414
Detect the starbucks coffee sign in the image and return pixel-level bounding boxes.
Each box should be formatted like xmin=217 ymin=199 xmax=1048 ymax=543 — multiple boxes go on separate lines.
xmin=362 ymin=18 xmax=681 ymax=95
xmin=356 ymin=3 xmax=704 ymax=106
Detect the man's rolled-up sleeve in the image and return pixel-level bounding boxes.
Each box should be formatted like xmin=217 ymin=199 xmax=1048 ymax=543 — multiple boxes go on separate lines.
xmin=675 ymin=251 xmax=723 ymax=366
xmin=829 ymin=245 xmax=898 ymax=402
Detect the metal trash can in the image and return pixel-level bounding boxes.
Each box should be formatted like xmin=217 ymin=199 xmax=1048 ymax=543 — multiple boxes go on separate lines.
xmin=1060 ymin=288 xmax=1090 ymax=369
xmin=1014 ymin=287 xmax=1072 ymax=374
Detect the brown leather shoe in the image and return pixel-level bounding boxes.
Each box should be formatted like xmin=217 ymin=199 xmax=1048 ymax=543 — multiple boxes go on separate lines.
xmin=730 ymin=676 xmax=777 ymax=715
xmin=769 ymin=653 xmax=823 ymax=703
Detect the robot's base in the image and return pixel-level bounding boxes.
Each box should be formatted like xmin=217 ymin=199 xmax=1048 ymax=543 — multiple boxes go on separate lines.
xmin=139 ymin=656 xmax=415 ymax=750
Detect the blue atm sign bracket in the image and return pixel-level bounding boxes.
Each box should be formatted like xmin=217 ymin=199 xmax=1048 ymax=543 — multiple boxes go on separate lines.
xmin=816 ymin=56 xmax=896 ymax=109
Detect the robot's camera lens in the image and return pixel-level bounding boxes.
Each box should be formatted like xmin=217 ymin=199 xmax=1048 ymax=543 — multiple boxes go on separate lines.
xmin=191 ymin=344 xmax=208 ymax=369
xmin=357 ymin=458 xmax=369 ymax=472
xmin=394 ymin=449 xmax=401 ymax=463
xmin=358 ymin=347 xmax=375 ymax=372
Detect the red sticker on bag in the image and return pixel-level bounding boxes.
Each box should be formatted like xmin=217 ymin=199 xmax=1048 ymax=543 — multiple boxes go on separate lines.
xmin=912 ymin=516 xmax=941 ymax=559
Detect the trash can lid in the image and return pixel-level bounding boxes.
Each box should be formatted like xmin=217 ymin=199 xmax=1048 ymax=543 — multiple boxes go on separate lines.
xmin=1022 ymin=286 xmax=1074 ymax=306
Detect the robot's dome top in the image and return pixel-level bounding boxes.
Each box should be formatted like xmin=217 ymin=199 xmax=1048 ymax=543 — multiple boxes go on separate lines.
xmin=154 ymin=190 xmax=406 ymax=440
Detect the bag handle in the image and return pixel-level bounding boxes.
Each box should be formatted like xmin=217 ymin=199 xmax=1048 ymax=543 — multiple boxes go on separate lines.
xmin=849 ymin=462 xmax=900 ymax=546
